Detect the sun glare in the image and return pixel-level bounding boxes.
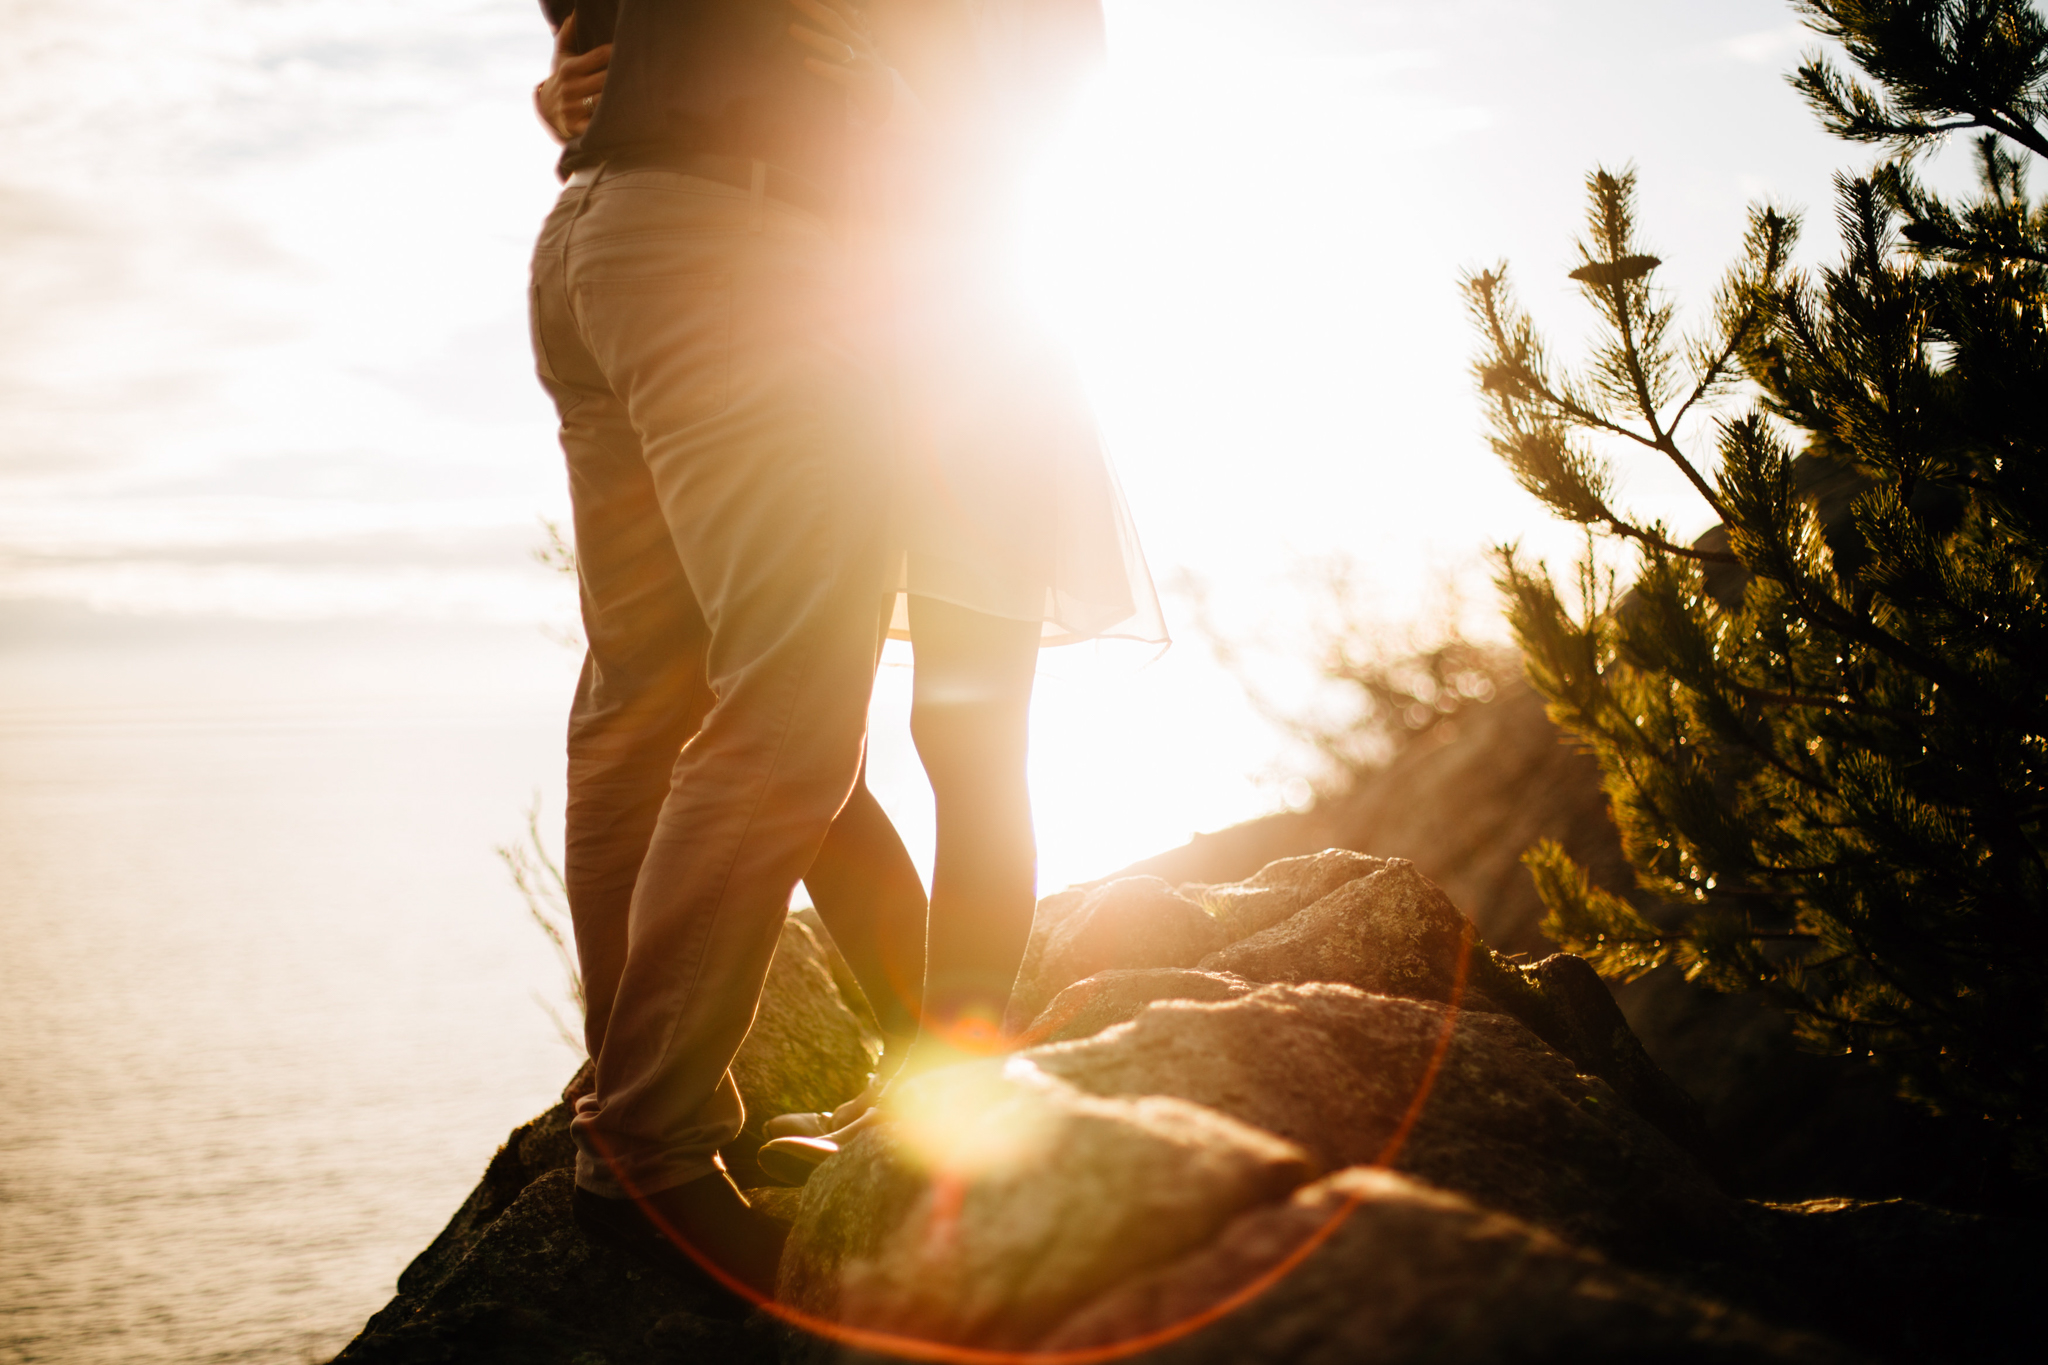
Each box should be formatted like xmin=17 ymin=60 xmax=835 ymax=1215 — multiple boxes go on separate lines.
xmin=883 ymin=1058 xmax=1059 ymax=1178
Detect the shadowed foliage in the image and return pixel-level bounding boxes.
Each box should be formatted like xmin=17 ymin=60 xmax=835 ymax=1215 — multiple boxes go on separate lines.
xmin=1466 ymin=0 xmax=2048 ymax=1178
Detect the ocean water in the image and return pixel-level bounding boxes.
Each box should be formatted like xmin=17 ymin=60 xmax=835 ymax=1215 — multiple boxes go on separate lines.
xmin=0 ymin=617 xmax=584 ymax=1364
xmin=0 ymin=609 xmax=1280 ymax=1363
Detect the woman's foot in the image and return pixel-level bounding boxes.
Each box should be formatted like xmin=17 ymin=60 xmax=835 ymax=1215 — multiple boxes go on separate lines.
xmin=758 ymin=1034 xmax=912 ymax=1142
xmin=760 ymin=1109 xmax=834 ymax=1141
xmin=757 ymin=1109 xmax=882 ymax=1186
xmin=759 ymin=1080 xmax=882 ymax=1144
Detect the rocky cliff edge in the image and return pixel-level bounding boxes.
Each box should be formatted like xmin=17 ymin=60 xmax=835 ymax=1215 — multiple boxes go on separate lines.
xmin=335 ymin=855 xmax=2040 ymax=1365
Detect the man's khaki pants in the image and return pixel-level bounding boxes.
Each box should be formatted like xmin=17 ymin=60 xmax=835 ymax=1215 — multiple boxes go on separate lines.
xmin=530 ymin=166 xmax=892 ymax=1198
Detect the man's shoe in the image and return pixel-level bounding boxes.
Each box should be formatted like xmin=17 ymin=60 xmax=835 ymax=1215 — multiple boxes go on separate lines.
xmin=571 ymin=1173 xmax=787 ymax=1311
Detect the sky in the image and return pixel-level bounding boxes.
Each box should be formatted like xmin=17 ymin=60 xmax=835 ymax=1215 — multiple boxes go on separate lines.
xmin=0 ymin=0 xmax=1974 ymax=884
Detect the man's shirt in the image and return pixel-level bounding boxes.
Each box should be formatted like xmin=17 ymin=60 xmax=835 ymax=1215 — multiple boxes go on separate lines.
xmin=548 ymin=0 xmax=848 ymax=189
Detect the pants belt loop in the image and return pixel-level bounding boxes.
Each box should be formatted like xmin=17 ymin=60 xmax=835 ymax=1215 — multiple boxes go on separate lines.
xmin=749 ymin=159 xmax=767 ymax=233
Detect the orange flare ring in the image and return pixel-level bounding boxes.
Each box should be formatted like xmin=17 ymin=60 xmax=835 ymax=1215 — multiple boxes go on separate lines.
xmin=601 ymin=922 xmax=1475 ymax=1362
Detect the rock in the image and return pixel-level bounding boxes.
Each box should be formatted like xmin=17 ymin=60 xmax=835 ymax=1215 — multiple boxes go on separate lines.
xmin=1022 ymin=968 xmax=1257 ymax=1046
xmin=1187 ymin=855 xmax=1712 ymax=1165
xmin=790 ymin=905 xmax=884 ymax=1045
xmin=1004 ymin=877 xmax=1228 ymax=1031
xmin=354 ymin=854 xmax=2036 ymax=1365
xmin=1181 ymin=883 xmax=1301 ymax=941
xmin=394 ymin=1095 xmax=579 ymax=1302
xmin=1237 ymin=848 xmax=1396 ymax=916
xmin=1200 ymin=859 xmax=1477 ymax=1006
xmin=722 ymin=913 xmax=880 ymax=1185
xmin=741 ymin=1184 xmax=805 ymax=1227
xmin=1112 ymin=683 xmax=1948 ymax=1203
xmin=339 ymin=1170 xmax=772 ymax=1365
xmin=777 ymin=1060 xmax=1314 ymax=1354
xmin=1002 ymin=885 xmax=1091 ymax=1027
xmin=1182 ymin=850 xmax=1392 ymax=940
xmin=1042 ymin=1167 xmax=1854 ymax=1364
xmin=1721 ymin=1198 xmax=2047 ymax=1365
xmin=1026 ymin=983 xmax=1739 ymax=1266
xmin=1605 ymin=967 xmax=1959 ymax=1204
xmin=1509 ymin=951 xmax=1718 ymax=1171
xmin=340 ymin=910 xmax=874 ymax=1360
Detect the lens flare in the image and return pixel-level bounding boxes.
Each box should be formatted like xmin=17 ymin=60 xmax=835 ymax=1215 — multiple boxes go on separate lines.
xmin=932 ymin=1009 xmax=1008 ymax=1056
xmin=883 ymin=1058 xmax=1059 ymax=1182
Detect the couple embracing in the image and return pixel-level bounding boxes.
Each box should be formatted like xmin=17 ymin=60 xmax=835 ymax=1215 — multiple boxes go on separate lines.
xmin=523 ymin=0 xmax=1163 ymax=1306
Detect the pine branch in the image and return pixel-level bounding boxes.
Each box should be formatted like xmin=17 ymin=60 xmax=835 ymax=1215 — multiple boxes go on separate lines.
xmin=1476 ymin=0 xmax=2048 ymax=1150
xmin=1734 ymin=682 xmax=1924 ymax=722
xmin=1668 ymin=312 xmax=1761 ymax=435
xmin=1613 ymin=523 xmax=1742 ymax=565
xmin=1718 ymin=702 xmax=1845 ymax=797
xmin=1791 ymin=1 xmax=2048 ymax=160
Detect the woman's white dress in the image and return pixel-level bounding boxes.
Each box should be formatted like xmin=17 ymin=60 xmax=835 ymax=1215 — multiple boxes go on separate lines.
xmin=864 ymin=0 xmax=1167 ymax=648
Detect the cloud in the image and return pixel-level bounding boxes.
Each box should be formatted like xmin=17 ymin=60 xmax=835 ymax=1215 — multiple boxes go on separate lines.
xmin=1720 ymin=24 xmax=1812 ymax=66
xmin=0 ymin=0 xmax=568 ymax=619
xmin=0 ymin=557 xmax=570 ymax=623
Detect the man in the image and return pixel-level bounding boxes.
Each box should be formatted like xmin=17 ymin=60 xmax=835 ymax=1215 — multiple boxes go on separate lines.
xmin=526 ymin=0 xmax=910 ymax=1302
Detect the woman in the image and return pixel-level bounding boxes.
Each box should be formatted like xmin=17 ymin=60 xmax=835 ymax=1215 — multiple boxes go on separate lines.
xmin=535 ymin=0 xmax=1165 ymax=1181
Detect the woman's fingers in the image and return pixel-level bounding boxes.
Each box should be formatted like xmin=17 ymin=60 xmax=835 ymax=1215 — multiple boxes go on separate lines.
xmin=536 ymin=13 xmax=611 ymax=144
xmin=558 ymin=74 xmax=605 ymax=106
xmin=562 ymin=43 xmax=611 ymax=79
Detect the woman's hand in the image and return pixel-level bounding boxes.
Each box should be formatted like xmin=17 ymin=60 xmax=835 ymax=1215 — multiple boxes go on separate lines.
xmin=788 ymin=0 xmax=894 ymax=125
xmin=534 ymin=14 xmax=612 ymax=144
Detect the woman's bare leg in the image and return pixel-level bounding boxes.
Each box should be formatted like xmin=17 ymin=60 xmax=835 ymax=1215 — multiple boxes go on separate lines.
xmin=802 ymin=764 xmax=926 ymax=1052
xmin=755 ymin=597 xmax=1040 ymax=1178
xmin=906 ymin=594 xmax=1041 ymax=1064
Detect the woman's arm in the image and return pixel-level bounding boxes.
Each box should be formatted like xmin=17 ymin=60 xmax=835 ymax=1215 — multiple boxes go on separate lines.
xmin=534 ymin=13 xmax=612 ymax=144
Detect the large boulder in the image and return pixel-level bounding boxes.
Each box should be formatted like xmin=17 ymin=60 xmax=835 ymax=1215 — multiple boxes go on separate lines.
xmin=1021 ymin=857 xmax=1714 ymax=1167
xmin=345 ymin=856 xmax=2041 ymax=1365
xmin=1114 ymin=683 xmax=1949 ymax=1202
xmin=1025 ymin=983 xmax=1738 ymax=1266
xmin=1201 ymin=858 xmax=1478 ymax=1006
xmin=1198 ymin=849 xmax=1393 ymax=939
xmin=384 ymin=1095 xmax=580 ymax=1312
xmin=1004 ymin=876 xmax=1228 ymax=1031
xmin=761 ymin=855 xmax=2038 ymax=1364
xmin=778 ymin=1062 xmax=1313 ymax=1355
xmin=1043 ymin=1168 xmax=1850 ymax=1365
xmin=1025 ymin=968 xmax=1257 ymax=1047
xmin=1211 ymin=859 xmax=1714 ymax=1169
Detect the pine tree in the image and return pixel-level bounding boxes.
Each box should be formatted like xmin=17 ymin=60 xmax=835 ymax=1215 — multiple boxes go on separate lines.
xmin=1464 ymin=0 xmax=2048 ymax=1169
